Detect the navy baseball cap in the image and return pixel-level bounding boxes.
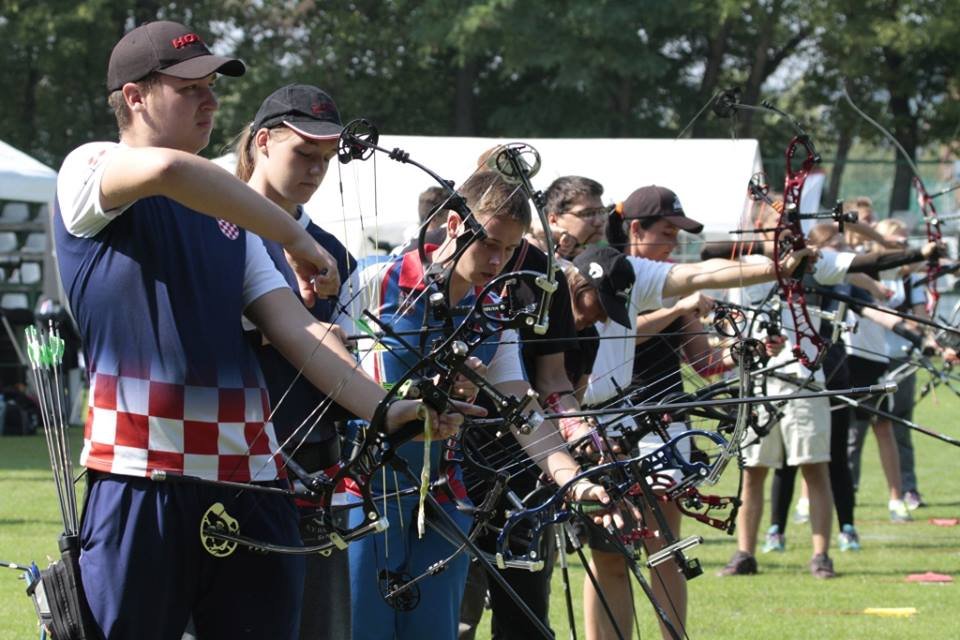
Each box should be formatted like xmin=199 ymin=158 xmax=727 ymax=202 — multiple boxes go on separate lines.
xmin=251 ymin=84 xmax=343 ymax=140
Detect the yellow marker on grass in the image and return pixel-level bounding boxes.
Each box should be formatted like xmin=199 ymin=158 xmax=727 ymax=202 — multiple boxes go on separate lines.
xmin=863 ymin=608 xmax=917 ymax=618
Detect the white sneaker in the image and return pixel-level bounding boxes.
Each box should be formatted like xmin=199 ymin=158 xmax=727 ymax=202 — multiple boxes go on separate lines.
xmin=889 ymin=499 xmax=912 ymax=523
xmin=793 ymin=497 xmax=810 ymax=524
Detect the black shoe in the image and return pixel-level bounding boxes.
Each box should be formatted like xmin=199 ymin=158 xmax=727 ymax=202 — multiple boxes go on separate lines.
xmin=716 ymin=551 xmax=757 ymax=576
xmin=809 ymin=553 xmax=835 ymax=579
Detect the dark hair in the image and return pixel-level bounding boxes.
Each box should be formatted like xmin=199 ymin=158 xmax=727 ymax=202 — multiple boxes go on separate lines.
xmin=418 ymin=186 xmax=452 ymax=229
xmin=544 ymin=176 xmax=604 ymax=215
xmin=605 ymin=204 xmax=659 ymax=253
xmin=107 ymin=72 xmax=162 ymax=132
xmin=458 ymin=171 xmax=531 ymax=229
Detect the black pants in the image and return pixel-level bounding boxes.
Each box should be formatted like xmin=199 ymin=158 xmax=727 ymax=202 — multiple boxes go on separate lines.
xmin=459 ymin=529 xmax=555 ymax=640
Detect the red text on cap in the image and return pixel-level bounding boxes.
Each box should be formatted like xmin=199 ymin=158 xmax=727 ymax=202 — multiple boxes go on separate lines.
xmin=171 ymin=33 xmax=203 ymax=49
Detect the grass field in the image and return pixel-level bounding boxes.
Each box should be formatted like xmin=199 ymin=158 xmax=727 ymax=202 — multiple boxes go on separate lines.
xmin=1 ymin=393 xmax=958 ymax=639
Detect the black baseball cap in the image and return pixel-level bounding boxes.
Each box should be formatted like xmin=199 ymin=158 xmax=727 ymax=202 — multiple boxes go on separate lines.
xmin=620 ymin=185 xmax=704 ymax=233
xmin=107 ymin=21 xmax=245 ymax=91
xmin=251 ymin=84 xmax=343 ymax=140
xmin=573 ymin=246 xmax=636 ymax=328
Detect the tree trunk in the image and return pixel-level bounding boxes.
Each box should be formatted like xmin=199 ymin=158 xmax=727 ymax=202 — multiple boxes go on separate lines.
xmin=825 ymin=126 xmax=853 ymax=207
xmin=454 ymin=59 xmax=477 ymax=135
xmin=20 ymin=51 xmax=38 ymax=156
xmin=613 ymin=77 xmax=633 ymax=137
xmin=691 ymin=18 xmax=733 ymax=138
xmin=887 ymin=91 xmax=918 ymax=214
xmin=134 ymin=0 xmax=164 ymax=26
xmin=741 ymin=3 xmax=779 ymax=137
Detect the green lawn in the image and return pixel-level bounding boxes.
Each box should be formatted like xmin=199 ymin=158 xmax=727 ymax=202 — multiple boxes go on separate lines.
xmin=2 ymin=393 xmax=958 ymax=639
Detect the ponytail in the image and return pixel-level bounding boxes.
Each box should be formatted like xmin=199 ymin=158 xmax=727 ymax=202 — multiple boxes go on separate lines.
xmin=606 ymin=203 xmax=628 ymax=253
xmin=232 ymin=123 xmax=257 ymax=182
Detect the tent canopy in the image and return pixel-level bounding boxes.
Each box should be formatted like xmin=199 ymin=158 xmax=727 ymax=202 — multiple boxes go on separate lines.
xmin=0 ymin=140 xmax=57 ymax=203
xmin=218 ymin=136 xmax=764 ymax=256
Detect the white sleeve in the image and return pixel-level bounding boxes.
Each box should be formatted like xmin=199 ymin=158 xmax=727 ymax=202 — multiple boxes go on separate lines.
xmin=627 ymin=256 xmax=673 ymax=314
xmin=486 ymin=330 xmax=525 ymax=385
xmin=814 ymin=249 xmax=856 ymax=286
xmin=56 ymin=142 xmax=133 ymax=237
xmin=582 ymin=320 xmax=630 ymax=407
xmin=242 ymin=232 xmax=288 ymax=309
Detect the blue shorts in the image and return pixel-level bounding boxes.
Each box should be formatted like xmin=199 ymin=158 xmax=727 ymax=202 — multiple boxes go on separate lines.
xmin=348 ymin=493 xmax=472 ymax=640
xmin=79 ymin=472 xmax=305 ymax=640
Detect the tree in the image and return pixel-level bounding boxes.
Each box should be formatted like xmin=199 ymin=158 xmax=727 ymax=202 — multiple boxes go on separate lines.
xmin=815 ymin=0 xmax=960 ymax=213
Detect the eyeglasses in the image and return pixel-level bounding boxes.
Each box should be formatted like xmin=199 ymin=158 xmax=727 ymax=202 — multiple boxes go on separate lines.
xmin=563 ymin=207 xmax=609 ymax=220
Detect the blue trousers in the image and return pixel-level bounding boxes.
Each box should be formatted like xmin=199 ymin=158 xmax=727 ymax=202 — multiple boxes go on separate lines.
xmin=348 ymin=493 xmax=472 ymax=640
xmin=80 ymin=473 xmax=305 ymax=640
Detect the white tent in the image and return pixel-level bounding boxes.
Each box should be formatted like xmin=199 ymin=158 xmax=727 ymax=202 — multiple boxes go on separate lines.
xmin=0 ymin=140 xmax=56 ymax=203
xmin=217 ymin=137 xmax=764 ymax=257
xmin=0 ymin=140 xmax=58 ymax=304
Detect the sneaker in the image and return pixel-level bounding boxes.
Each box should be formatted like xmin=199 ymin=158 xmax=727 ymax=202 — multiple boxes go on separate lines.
xmin=761 ymin=525 xmax=786 ymax=553
xmin=716 ymin=551 xmax=758 ymax=576
xmin=903 ymin=490 xmax=925 ymax=511
xmin=889 ymin=499 xmax=913 ymax=523
xmin=838 ymin=524 xmax=861 ymax=552
xmin=809 ymin=553 xmax=836 ymax=579
xmin=793 ymin=497 xmax=810 ymax=524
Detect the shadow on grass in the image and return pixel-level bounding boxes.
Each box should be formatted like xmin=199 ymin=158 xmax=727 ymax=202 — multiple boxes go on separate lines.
xmin=707 ymin=562 xmax=955 ymax=578
xmin=0 ymin=517 xmax=62 ymax=527
xmin=698 ymin=537 xmax=738 ymax=546
xmin=0 ymin=432 xmax=83 ymax=472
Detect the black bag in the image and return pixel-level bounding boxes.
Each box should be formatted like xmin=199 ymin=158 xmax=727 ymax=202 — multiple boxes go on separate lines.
xmin=27 ymin=535 xmax=99 ymax=639
xmin=1 ymin=391 xmax=39 ymax=436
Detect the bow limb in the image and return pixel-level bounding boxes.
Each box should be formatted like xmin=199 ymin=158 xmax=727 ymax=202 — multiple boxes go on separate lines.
xmin=719 ymin=93 xmax=828 ymax=370
xmin=841 ymin=86 xmax=944 ymax=315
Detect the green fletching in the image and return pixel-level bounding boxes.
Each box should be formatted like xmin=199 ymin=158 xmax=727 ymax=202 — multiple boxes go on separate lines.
xmin=48 ymin=336 xmax=65 ymax=365
xmin=39 ymin=342 xmax=54 ymax=367
xmin=354 ymin=316 xmax=376 ymax=338
xmin=24 ymin=327 xmax=41 ymax=366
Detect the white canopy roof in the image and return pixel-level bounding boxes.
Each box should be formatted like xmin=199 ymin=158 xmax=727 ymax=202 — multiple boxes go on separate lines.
xmin=217 ymin=136 xmax=764 ymax=256
xmin=0 ymin=140 xmax=57 ymax=203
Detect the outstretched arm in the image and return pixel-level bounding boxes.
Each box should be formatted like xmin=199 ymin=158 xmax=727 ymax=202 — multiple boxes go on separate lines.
xmin=662 ymin=249 xmax=814 ymax=298
xmin=96 ymin=147 xmax=339 ymax=303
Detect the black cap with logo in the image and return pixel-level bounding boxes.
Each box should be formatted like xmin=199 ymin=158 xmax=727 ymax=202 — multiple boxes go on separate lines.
xmin=620 ymin=185 xmax=704 ymax=234
xmin=573 ymin=246 xmax=636 ymax=328
xmin=107 ymin=21 xmax=245 ymax=91
xmin=251 ymin=84 xmax=343 ymax=140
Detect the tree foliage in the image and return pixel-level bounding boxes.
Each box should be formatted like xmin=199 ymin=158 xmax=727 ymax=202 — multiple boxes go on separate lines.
xmin=1 ymin=0 xmax=956 ymax=209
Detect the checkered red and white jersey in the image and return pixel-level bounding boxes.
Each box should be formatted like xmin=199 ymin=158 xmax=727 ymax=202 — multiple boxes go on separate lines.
xmin=82 ymin=372 xmax=283 ymax=481
xmin=56 ymin=142 xmax=290 ymax=482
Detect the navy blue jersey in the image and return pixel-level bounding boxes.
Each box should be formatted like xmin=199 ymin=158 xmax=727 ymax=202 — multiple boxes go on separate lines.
xmin=56 ymin=142 xmax=286 ymax=481
xmin=253 ymin=208 xmax=359 ymax=446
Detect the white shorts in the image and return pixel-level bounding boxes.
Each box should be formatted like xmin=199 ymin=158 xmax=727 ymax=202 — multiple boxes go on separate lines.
xmin=742 ymin=377 xmax=831 ymax=468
